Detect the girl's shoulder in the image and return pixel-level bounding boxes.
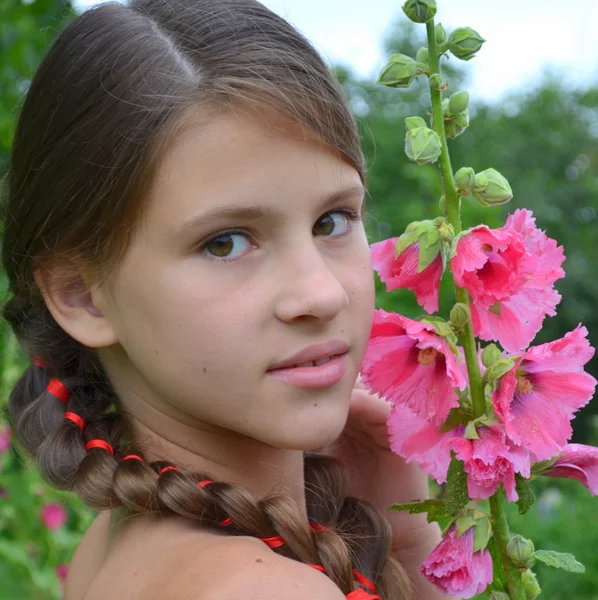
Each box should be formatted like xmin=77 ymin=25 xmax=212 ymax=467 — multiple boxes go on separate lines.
xmin=71 ymin=508 xmax=345 ymax=600
xmin=69 ymin=508 xmax=226 ymax=600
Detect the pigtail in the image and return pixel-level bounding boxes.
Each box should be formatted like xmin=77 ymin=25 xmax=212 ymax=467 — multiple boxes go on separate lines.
xmin=6 ymin=353 xmax=413 ymax=599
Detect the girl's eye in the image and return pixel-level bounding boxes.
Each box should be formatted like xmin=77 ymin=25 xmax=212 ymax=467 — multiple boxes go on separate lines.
xmin=199 ymin=209 xmax=361 ymax=262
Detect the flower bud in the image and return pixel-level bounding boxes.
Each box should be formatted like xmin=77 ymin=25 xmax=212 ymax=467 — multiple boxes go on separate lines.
xmin=439 ymin=194 xmax=448 ymax=215
xmin=416 ymin=47 xmax=429 ymax=64
xmin=402 ymin=0 xmax=437 ymax=23
xmin=488 ymin=593 xmax=511 ymax=600
xmin=472 ymin=168 xmax=513 ymax=206
xmin=481 ymin=343 xmax=502 ymax=368
xmin=405 ymin=127 xmax=442 ymax=165
xmin=448 ymin=91 xmax=469 ymax=115
xmin=453 ymin=109 xmax=470 ymax=130
xmin=447 ymin=27 xmax=486 ymax=61
xmin=507 ymin=535 xmax=536 ymax=569
xmin=378 ymin=54 xmax=417 ymax=89
xmin=449 ymin=302 xmax=470 ymax=332
xmin=435 ymin=23 xmax=447 ymax=45
xmin=522 ymin=569 xmax=542 ymax=600
xmin=405 ymin=116 xmax=427 ymax=131
xmin=455 ymin=167 xmax=475 ymax=193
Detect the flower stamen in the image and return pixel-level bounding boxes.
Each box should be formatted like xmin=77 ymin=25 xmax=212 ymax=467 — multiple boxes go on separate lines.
xmin=516 ymin=375 xmax=533 ymax=394
xmin=418 ymin=347 xmax=438 ymax=366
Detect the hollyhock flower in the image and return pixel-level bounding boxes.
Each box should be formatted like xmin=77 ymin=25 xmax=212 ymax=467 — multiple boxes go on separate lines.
xmin=420 ymin=524 xmax=493 ymax=598
xmin=0 ymin=425 xmax=11 ymax=454
xmin=493 ymin=325 xmax=597 ymax=461
xmin=449 ymin=424 xmax=531 ymax=501
xmin=387 ymin=402 xmax=465 ymax=484
xmin=40 ymin=502 xmax=68 ymax=530
xmin=451 ymin=209 xmax=565 ymax=352
xmin=541 ymin=444 xmax=598 ymax=495
xmin=360 ymin=309 xmax=467 ymax=426
xmin=371 ymin=236 xmax=443 ymax=314
xmin=55 ymin=563 xmax=69 ymax=589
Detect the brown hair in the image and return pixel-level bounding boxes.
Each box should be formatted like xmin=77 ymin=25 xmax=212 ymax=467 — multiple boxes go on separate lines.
xmin=0 ymin=1 xmax=414 ymax=597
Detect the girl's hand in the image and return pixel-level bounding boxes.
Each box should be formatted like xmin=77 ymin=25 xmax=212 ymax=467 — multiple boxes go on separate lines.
xmin=314 ymin=374 xmax=438 ymax=551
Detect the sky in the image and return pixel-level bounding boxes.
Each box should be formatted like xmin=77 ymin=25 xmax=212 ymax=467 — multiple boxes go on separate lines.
xmin=72 ymin=0 xmax=598 ymax=104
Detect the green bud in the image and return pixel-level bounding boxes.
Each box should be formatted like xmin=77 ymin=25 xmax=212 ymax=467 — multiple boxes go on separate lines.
xmin=448 ymin=91 xmax=469 ymax=115
xmin=439 ymin=194 xmax=448 ymax=215
xmin=488 ymin=593 xmax=511 ymax=600
xmin=416 ymin=47 xmax=429 ymax=64
xmin=522 ymin=569 xmax=542 ymax=600
xmin=507 ymin=535 xmax=536 ymax=569
xmin=405 ymin=127 xmax=442 ymax=165
xmin=402 ymin=0 xmax=437 ymax=23
xmin=405 ymin=116 xmax=427 ymax=131
xmin=447 ymin=27 xmax=486 ymax=61
xmin=472 ymin=168 xmax=513 ymax=206
xmin=455 ymin=167 xmax=475 ymax=192
xmin=481 ymin=343 xmax=502 ymax=368
xmin=435 ymin=23 xmax=447 ymax=45
xmin=378 ymin=54 xmax=417 ymax=89
xmin=449 ymin=302 xmax=470 ymax=332
xmin=453 ymin=109 xmax=470 ymax=130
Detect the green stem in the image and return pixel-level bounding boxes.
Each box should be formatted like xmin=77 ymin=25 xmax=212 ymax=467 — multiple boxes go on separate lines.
xmin=425 ymin=19 xmax=485 ymax=420
xmin=489 ymin=488 xmax=527 ymax=600
xmin=425 ymin=19 xmax=525 ymax=600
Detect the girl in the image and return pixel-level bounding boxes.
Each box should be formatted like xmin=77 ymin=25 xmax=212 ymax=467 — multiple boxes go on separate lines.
xmin=1 ymin=1 xmax=450 ymax=598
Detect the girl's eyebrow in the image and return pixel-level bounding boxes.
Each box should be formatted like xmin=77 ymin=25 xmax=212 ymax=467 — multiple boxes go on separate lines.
xmin=175 ymin=184 xmax=366 ymax=235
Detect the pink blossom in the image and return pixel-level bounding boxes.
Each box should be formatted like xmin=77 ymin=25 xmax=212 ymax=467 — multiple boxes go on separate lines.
xmin=0 ymin=425 xmax=11 ymax=454
xmin=451 ymin=209 xmax=565 ymax=352
xmin=40 ymin=502 xmax=68 ymax=530
xmin=371 ymin=237 xmax=442 ymax=314
xmin=55 ymin=563 xmax=69 ymax=589
xmin=493 ymin=325 xmax=597 ymax=462
xmin=449 ymin=425 xmax=531 ymax=501
xmin=420 ymin=524 xmax=493 ymax=598
xmin=542 ymin=443 xmax=598 ymax=495
xmin=387 ymin=402 xmax=464 ymax=484
xmin=360 ymin=309 xmax=467 ymax=426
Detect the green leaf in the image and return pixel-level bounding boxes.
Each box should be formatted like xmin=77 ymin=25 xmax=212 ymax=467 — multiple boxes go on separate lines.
xmin=532 ymin=550 xmax=586 ymax=573
xmin=388 ymin=498 xmax=450 ymax=524
xmin=514 ymin=473 xmax=536 ymax=515
xmin=445 ymin=452 xmax=470 ymax=515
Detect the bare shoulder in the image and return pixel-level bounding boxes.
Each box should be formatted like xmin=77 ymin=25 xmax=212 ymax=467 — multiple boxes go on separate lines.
xmin=148 ymin=534 xmax=346 ymax=600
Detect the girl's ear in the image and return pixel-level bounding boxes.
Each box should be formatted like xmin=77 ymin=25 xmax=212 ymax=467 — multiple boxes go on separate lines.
xmin=33 ymin=261 xmax=119 ymax=349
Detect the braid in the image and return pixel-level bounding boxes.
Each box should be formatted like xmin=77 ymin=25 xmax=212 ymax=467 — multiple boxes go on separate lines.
xmin=7 ymin=354 xmax=414 ymax=600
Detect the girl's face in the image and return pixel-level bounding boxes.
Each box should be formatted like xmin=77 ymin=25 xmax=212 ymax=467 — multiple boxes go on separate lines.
xmin=96 ymin=106 xmax=375 ymax=451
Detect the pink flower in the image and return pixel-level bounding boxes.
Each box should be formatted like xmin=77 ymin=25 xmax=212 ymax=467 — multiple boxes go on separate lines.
xmin=55 ymin=563 xmax=69 ymax=589
xmin=40 ymin=502 xmax=68 ymax=530
xmin=451 ymin=209 xmax=565 ymax=352
xmin=542 ymin=444 xmax=598 ymax=495
xmin=449 ymin=425 xmax=531 ymax=501
xmin=360 ymin=310 xmax=467 ymax=426
xmin=0 ymin=425 xmax=11 ymax=454
xmin=420 ymin=524 xmax=493 ymax=598
xmin=371 ymin=237 xmax=442 ymax=314
xmin=493 ymin=325 xmax=597 ymax=462
xmin=387 ymin=402 xmax=464 ymax=484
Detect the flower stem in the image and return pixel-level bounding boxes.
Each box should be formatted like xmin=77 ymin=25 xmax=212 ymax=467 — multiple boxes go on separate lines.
xmin=424 ymin=19 xmax=525 ymax=600
xmin=488 ymin=487 xmax=527 ymax=600
xmin=424 ymin=19 xmax=485 ymax=420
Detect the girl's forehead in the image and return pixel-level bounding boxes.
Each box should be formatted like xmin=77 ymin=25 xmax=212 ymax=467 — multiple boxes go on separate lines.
xmin=144 ymin=109 xmax=357 ymax=221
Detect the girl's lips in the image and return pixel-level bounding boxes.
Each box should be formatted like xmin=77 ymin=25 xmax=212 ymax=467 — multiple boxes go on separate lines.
xmin=266 ymin=352 xmax=348 ymax=389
